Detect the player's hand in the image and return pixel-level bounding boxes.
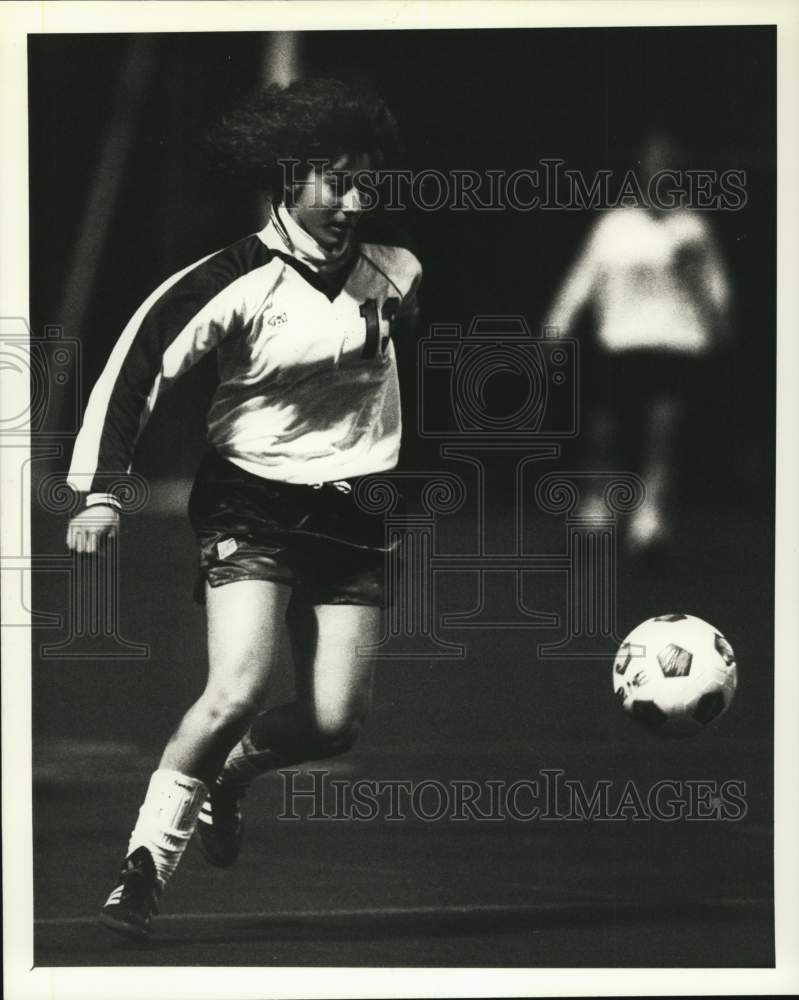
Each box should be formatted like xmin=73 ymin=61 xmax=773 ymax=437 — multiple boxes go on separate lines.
xmin=66 ymin=505 xmax=120 ymax=554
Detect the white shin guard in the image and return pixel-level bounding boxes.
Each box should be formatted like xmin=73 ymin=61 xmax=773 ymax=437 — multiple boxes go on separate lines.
xmin=127 ymin=769 xmax=208 ymax=888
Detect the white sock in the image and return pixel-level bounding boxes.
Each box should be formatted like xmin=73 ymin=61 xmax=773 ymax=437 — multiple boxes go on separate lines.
xmin=127 ymin=769 xmax=208 ymax=888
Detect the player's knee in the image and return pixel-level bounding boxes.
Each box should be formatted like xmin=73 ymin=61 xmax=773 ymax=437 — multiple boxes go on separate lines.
xmin=311 ymin=710 xmax=365 ymax=755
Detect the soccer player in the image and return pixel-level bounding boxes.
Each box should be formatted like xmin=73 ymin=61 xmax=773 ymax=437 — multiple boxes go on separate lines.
xmin=65 ymin=78 xmax=422 ymax=940
xmin=545 ymin=132 xmax=730 ymax=551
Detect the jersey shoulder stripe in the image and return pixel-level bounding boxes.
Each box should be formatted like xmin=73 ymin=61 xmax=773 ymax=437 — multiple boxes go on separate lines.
xmin=359 ymin=243 xmax=423 ymax=300
xmin=130 ymin=234 xmax=275 ymax=357
xmin=69 ymin=234 xmax=276 ymax=494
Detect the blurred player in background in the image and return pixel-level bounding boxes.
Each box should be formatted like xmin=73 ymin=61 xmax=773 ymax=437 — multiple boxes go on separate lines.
xmin=65 ymin=78 xmax=421 ymax=940
xmin=545 ymin=132 xmax=731 ymax=552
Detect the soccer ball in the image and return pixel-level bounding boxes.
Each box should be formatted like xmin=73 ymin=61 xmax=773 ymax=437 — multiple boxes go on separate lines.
xmin=613 ymin=614 xmax=738 ymax=737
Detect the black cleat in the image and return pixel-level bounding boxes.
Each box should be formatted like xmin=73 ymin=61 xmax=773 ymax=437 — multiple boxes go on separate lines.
xmin=197 ymin=781 xmax=246 ymax=867
xmin=99 ymin=846 xmax=161 ymax=941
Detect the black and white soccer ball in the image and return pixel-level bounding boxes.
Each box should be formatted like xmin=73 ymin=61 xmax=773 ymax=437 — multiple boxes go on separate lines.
xmin=613 ymin=614 xmax=738 ymax=737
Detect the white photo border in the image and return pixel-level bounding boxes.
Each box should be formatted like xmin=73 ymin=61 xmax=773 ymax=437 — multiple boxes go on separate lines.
xmin=2 ymin=2 xmax=797 ymax=997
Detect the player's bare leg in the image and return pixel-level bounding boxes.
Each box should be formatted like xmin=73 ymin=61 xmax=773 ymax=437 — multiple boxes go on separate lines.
xmin=199 ymin=602 xmax=380 ymax=866
xmin=292 ymin=601 xmax=378 ymax=744
xmin=160 ymin=579 xmax=291 ymax=782
xmin=578 ymin=405 xmax=616 ymax=519
xmin=628 ymin=393 xmax=682 ymax=552
xmin=101 ymin=579 xmax=290 ymax=938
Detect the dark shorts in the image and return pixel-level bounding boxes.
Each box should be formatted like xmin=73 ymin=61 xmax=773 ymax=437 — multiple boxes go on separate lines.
xmin=585 ymin=348 xmax=704 ymax=411
xmin=578 ymin=347 xmax=707 ymax=472
xmin=188 ymin=450 xmax=397 ymax=607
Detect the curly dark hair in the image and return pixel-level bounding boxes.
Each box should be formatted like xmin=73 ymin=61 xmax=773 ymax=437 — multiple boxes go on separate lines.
xmin=208 ymin=77 xmax=401 ymax=201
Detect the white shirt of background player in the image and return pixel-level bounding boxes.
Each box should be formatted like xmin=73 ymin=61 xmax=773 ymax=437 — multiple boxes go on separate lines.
xmin=546 ymin=207 xmax=730 ymax=355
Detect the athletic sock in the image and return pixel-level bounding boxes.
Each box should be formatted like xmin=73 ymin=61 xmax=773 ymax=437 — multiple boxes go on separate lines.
xmin=218 ymin=702 xmax=357 ymax=788
xmin=219 ymin=731 xmax=281 ymax=785
xmin=127 ymin=769 xmax=208 ymax=888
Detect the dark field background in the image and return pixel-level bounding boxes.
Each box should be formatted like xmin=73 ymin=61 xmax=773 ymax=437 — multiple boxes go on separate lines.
xmin=28 ymin=27 xmax=775 ymax=966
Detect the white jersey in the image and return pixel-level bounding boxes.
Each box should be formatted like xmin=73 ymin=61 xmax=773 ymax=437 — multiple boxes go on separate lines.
xmin=546 ymin=207 xmax=729 ymax=354
xmin=68 ymin=209 xmax=422 ymax=503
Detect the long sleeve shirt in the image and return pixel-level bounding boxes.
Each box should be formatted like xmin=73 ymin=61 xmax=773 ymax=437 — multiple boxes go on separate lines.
xmin=67 ymin=208 xmax=422 ymax=507
xmin=546 ymin=207 xmax=729 ymax=354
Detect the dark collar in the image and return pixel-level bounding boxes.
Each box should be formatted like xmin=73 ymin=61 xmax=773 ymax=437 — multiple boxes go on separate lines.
xmin=270 ymin=249 xmax=360 ymax=302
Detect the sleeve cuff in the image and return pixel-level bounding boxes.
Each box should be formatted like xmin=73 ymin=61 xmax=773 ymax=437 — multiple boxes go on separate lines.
xmin=85 ymin=492 xmax=123 ymax=511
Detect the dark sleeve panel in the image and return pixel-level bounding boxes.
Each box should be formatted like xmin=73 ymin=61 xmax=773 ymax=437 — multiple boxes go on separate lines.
xmin=89 ymin=235 xmax=274 ymax=490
